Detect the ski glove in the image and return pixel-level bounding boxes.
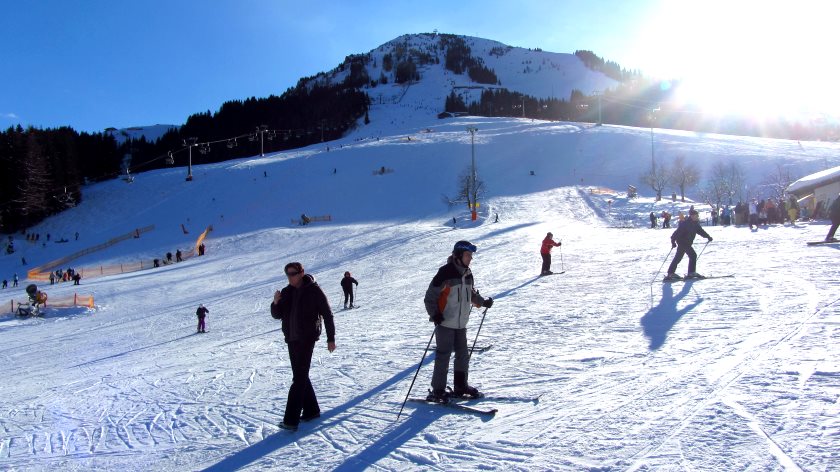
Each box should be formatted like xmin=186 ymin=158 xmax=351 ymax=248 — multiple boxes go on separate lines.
xmin=482 ymin=297 xmax=494 ymax=309
xmin=671 ymin=241 xmax=677 ymax=248
xmin=431 ymin=311 xmax=443 ymax=325
xmin=707 ymin=237 xmax=713 ymax=242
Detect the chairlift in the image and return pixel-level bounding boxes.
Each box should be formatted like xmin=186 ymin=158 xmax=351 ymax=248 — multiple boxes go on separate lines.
xmin=227 ymin=139 xmax=237 ymax=149
xmin=248 ymin=134 xmax=256 ymax=142
xmin=166 ymin=151 xmax=175 ymax=165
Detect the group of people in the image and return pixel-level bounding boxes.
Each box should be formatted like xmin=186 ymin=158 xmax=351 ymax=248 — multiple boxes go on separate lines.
xmin=153 ymin=249 xmax=184 ymax=268
xmin=2 ymin=273 xmax=20 ymax=289
xmin=49 ymin=267 xmax=81 ymax=285
xmin=247 ymin=193 xmax=840 ymax=433
xmin=731 ymin=196 xmax=802 ymax=227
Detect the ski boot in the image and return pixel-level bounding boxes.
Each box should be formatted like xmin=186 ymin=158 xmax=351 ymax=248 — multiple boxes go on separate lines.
xmin=425 ymin=389 xmax=449 ymax=404
xmin=663 ymin=272 xmax=683 ymax=281
xmin=452 ymin=372 xmax=482 ymax=399
xmin=684 ymin=272 xmax=705 ymax=279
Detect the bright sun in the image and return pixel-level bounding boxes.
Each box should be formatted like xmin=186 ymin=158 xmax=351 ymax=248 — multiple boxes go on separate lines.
xmin=625 ymin=1 xmax=840 ymax=118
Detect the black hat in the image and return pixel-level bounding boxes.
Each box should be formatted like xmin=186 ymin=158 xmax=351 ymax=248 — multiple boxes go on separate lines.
xmin=453 ymin=240 xmax=477 ymax=257
xmin=689 ymin=209 xmax=699 ymax=216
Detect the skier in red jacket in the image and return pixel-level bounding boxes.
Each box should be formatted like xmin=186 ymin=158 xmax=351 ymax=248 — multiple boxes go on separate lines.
xmin=540 ymin=232 xmax=561 ymax=275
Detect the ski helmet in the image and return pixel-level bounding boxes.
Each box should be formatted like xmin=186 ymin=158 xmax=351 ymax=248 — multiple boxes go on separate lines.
xmin=452 ymin=240 xmax=477 ymax=258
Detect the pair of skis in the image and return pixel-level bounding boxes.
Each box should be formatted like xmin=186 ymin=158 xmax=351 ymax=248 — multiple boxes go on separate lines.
xmin=406 ymin=394 xmax=540 ymax=416
xmin=663 ymin=274 xmax=734 ymax=283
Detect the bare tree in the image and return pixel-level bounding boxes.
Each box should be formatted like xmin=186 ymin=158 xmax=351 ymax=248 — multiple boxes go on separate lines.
xmin=760 ymin=162 xmax=797 ymax=200
xmin=444 ymin=167 xmax=486 ymax=210
xmin=670 ymin=155 xmax=699 ymax=202
xmin=640 ymin=158 xmax=670 ymax=200
xmin=699 ymin=161 xmax=745 ymax=209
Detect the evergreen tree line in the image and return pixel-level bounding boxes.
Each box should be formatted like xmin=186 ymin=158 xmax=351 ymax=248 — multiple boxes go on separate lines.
xmin=1 ymin=82 xmax=369 ymax=233
xmin=0 ymin=125 xmax=119 ymax=233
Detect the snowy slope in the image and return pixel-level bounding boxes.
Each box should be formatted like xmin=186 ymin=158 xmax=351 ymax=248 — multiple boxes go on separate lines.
xmin=1 ymin=114 xmax=840 ymax=471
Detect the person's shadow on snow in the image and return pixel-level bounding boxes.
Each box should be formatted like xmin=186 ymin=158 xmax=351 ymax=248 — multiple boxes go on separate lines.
xmin=641 ymin=281 xmax=702 ymax=350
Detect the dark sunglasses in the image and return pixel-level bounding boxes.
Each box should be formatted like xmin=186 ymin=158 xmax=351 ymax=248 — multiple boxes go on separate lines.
xmin=285 ymin=271 xmax=301 ymax=277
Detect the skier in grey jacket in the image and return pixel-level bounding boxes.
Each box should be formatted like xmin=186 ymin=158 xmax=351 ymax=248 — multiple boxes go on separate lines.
xmin=423 ymin=240 xmax=493 ymax=403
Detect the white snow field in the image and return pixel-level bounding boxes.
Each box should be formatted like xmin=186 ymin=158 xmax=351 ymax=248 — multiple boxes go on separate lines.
xmin=2 ymin=117 xmax=839 ymax=471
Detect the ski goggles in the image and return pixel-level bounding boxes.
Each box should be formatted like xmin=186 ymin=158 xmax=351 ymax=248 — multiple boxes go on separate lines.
xmin=454 ymin=242 xmax=477 ymax=253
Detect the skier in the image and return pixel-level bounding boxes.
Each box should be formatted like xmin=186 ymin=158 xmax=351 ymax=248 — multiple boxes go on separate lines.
xmin=176 ymin=249 xmax=183 ymax=262
xmin=423 ymin=240 xmax=493 ymax=403
xmin=196 ymin=304 xmax=209 ymax=333
xmin=271 ymin=262 xmax=336 ymax=431
xmin=825 ymin=193 xmax=840 ymax=242
xmin=340 ymin=271 xmax=358 ymax=309
xmin=664 ymin=209 xmax=713 ymax=281
xmin=540 ymin=232 xmax=561 ymax=275
xmin=12 ymin=273 xmax=19 ymax=287
xmin=649 ymin=212 xmax=657 ymax=228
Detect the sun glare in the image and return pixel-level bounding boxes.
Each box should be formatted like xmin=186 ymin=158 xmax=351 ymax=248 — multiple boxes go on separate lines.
xmin=625 ymin=1 xmax=840 ymax=118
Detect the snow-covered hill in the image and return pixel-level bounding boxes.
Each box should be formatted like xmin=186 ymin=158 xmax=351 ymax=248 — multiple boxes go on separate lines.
xmin=2 ymin=111 xmax=839 ymax=470
xmin=106 ymin=124 xmax=178 ymax=144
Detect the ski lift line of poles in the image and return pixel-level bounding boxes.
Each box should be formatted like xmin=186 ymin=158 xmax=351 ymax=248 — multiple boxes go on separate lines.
xmin=127 ymin=127 xmax=303 ymax=174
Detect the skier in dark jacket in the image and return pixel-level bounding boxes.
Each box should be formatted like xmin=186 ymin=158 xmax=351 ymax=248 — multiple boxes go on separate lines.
xmin=423 ymin=241 xmax=493 ymax=403
xmin=271 ymin=262 xmax=336 ymax=431
xmin=196 ymin=304 xmax=208 ymax=333
xmin=664 ymin=209 xmax=713 ymax=280
xmin=340 ymin=271 xmax=358 ymax=309
xmin=825 ymin=193 xmax=840 ymax=241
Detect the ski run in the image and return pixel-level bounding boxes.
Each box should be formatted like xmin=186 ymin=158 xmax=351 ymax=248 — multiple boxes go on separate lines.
xmin=1 ymin=117 xmax=839 ymax=471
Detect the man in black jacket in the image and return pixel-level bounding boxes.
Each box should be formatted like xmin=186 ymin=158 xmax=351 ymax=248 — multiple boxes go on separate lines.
xmin=340 ymin=271 xmax=358 ymax=309
xmin=271 ymin=262 xmax=336 ymax=431
xmin=664 ymin=209 xmax=713 ymax=281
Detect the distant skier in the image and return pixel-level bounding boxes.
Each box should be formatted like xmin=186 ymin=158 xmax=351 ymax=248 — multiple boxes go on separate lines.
xmin=540 ymin=232 xmax=561 ymax=275
xmin=12 ymin=273 xmax=18 ymax=287
xmin=196 ymin=304 xmax=209 ymax=333
xmin=176 ymin=249 xmax=183 ymax=262
xmin=664 ymin=209 xmax=713 ymax=281
xmin=825 ymin=193 xmax=840 ymax=242
xmin=423 ymin=240 xmax=493 ymax=404
xmin=340 ymin=271 xmax=358 ymax=309
xmin=649 ymin=212 xmax=657 ymax=229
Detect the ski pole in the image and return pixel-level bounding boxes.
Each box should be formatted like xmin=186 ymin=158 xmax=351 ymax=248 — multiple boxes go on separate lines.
xmin=468 ymin=307 xmax=490 ymax=360
xmin=696 ymin=240 xmax=711 ymax=260
xmin=651 ymin=247 xmax=673 ymax=285
xmin=559 ymin=240 xmax=564 ymax=272
xmin=397 ymin=326 xmax=437 ymax=420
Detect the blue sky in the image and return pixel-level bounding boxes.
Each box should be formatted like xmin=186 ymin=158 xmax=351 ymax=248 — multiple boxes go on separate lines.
xmin=2 ymin=0 xmax=837 ymax=133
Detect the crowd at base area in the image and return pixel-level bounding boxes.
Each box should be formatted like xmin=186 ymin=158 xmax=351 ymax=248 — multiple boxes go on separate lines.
xmin=48 ymin=268 xmax=82 ymax=285
xmin=647 ymin=194 xmax=840 ymax=230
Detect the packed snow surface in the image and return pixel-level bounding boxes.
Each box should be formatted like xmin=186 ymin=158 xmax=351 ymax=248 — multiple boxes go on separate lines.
xmin=1 ymin=117 xmax=839 ymax=471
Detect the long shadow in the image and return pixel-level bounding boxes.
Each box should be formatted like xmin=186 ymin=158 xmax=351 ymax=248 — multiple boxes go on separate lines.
xmin=493 ymin=275 xmax=543 ymax=300
xmin=202 ymin=353 xmax=437 ymax=471
xmin=640 ymin=281 xmax=702 ymax=350
xmin=477 ymin=222 xmax=540 ymax=240
xmin=70 ymin=333 xmax=200 ymax=368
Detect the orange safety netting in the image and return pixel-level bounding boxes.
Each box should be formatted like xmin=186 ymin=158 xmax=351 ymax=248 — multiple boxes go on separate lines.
xmin=4 ymin=293 xmax=94 ymax=313
xmin=26 ymin=225 xmax=213 ymax=282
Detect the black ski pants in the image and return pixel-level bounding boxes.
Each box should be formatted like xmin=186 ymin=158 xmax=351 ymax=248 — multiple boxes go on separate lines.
xmin=827 ymin=219 xmax=839 ymax=241
xmin=540 ymin=253 xmax=552 ymax=274
xmin=343 ymin=289 xmax=354 ymax=307
xmin=283 ymin=340 xmax=319 ymax=426
xmin=667 ymin=244 xmax=697 ymax=274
